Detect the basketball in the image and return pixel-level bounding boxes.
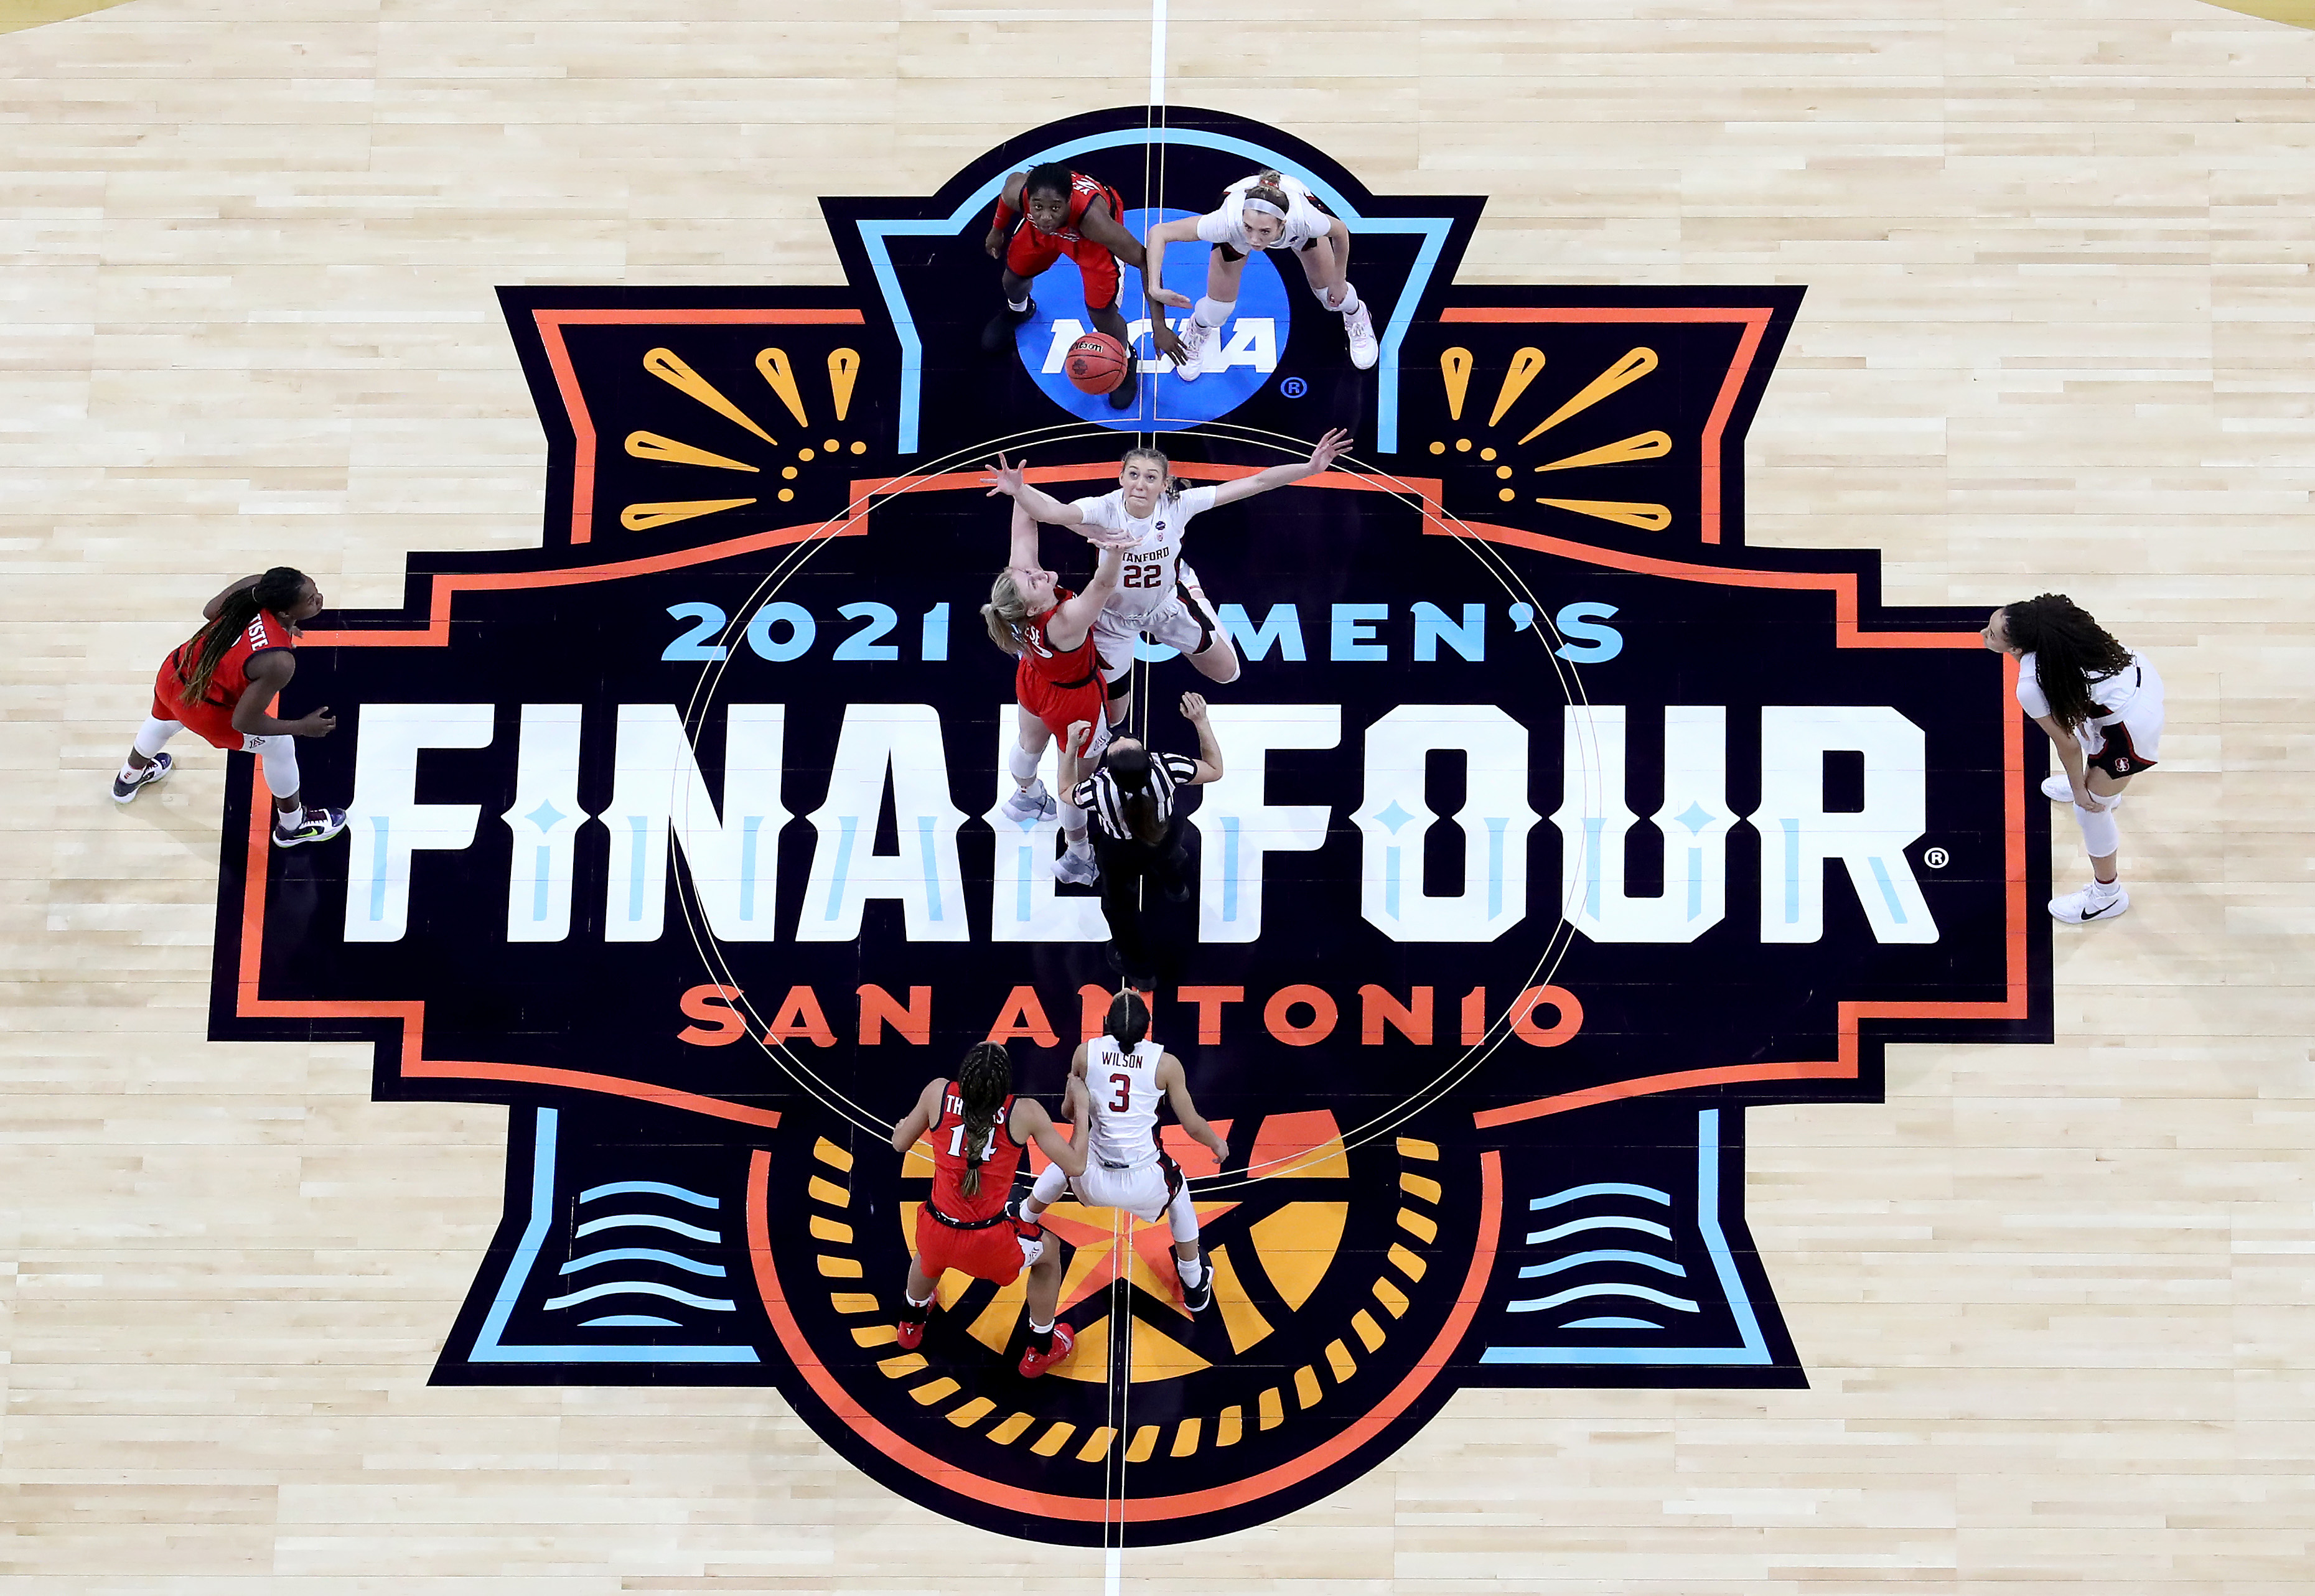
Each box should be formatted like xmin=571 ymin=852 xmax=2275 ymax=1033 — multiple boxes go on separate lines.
xmin=1064 ymin=331 xmax=1130 ymax=394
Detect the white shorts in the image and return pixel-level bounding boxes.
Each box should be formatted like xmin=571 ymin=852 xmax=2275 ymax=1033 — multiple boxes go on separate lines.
xmin=1068 ymin=1155 xmax=1182 ymax=1223
xmin=2079 ymin=663 xmax=2165 ymax=775
xmin=1091 ymin=589 xmax=1222 ymax=685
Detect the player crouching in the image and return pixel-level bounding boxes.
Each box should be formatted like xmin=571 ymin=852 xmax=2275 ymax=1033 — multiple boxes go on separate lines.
xmin=1012 ymin=991 xmax=1228 ymax=1313
xmin=889 ymin=1042 xmax=1087 ymax=1378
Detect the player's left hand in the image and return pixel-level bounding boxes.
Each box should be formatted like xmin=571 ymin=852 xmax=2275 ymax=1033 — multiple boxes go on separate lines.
xmin=982 ymin=453 xmax=1026 ymax=498
xmin=1307 ymin=427 xmax=1353 ymax=473
xmin=1179 ymin=691 xmax=1208 ymax=722
xmin=1146 ymin=287 xmax=1192 ymax=310
xmin=2074 ymin=784 xmax=2110 ymax=813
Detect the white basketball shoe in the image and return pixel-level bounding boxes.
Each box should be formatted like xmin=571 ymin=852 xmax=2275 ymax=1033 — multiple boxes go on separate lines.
xmin=2049 ymin=880 xmax=2130 ymax=924
xmin=1168 ymin=317 xmax=1217 ymax=382
xmin=1001 ymin=778 xmax=1056 ymax=824
xmin=1343 ymin=301 xmax=1378 ymax=370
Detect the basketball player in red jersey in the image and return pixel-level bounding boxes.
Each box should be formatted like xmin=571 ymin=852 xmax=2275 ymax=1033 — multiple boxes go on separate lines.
xmin=112 ymin=567 xmax=348 ymax=846
xmin=981 ymin=162 xmax=1183 ymax=411
xmin=889 ymin=1042 xmax=1088 ymax=1377
xmin=982 ymin=500 xmax=1126 ymax=885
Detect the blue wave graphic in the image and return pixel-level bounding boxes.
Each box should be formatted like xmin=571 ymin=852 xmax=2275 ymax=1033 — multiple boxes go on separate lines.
xmin=1510 ymin=1185 xmax=1695 ymax=1332
xmin=550 ymin=1178 xmax=734 ymax=1337
xmin=543 ymin=1280 xmax=737 ymax=1313
xmin=560 ymin=1246 xmax=727 ymax=1278
xmin=574 ymin=1213 xmax=721 ymax=1243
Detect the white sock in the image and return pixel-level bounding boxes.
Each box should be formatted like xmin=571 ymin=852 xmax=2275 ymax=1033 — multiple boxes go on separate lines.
xmin=1192 ymin=296 xmax=1234 ymax=330
xmin=1029 ymin=1317 xmax=1054 ymax=1335
xmin=2090 ymin=876 xmax=2121 ymax=897
xmin=1321 ymin=281 xmax=1360 ymax=315
xmin=1178 ymin=1254 xmax=1205 ymax=1288
xmin=1007 ymin=742 xmax=1041 ymax=787
xmin=1008 ymin=294 xmax=1030 ymax=313
xmin=118 ymin=761 xmax=143 ymax=783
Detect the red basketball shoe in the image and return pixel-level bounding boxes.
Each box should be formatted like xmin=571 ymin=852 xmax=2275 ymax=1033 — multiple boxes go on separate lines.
xmin=1018 ymin=1322 xmax=1075 ymax=1379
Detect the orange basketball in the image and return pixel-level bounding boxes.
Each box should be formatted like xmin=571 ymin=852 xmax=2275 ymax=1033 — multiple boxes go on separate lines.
xmin=1064 ymin=331 xmax=1131 ymax=394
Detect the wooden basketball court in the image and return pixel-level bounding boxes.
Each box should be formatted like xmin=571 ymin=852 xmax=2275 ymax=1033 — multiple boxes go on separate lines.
xmin=4 ymin=0 xmax=2312 ymax=1586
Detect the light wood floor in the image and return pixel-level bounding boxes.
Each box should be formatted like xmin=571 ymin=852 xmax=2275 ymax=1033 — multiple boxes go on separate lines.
xmin=4 ymin=0 xmax=2313 ymax=1587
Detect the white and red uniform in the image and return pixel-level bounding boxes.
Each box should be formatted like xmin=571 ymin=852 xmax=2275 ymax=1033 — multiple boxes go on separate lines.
xmin=2019 ymin=649 xmax=2165 ymax=778
xmin=993 ymin=171 xmax=1126 ymax=310
xmin=1194 ymin=171 xmax=1336 ymax=256
xmin=1066 ymin=1037 xmax=1184 ymax=1221
xmin=1010 ymin=590 xmax=1113 ymax=757
xmin=151 ymin=609 xmax=295 ymax=750
xmin=1070 ymin=486 xmax=1223 ymax=684
xmin=914 ymin=1083 xmax=1044 ymax=1284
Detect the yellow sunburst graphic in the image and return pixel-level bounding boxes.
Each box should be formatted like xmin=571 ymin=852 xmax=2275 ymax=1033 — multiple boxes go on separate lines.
xmin=619 ymin=344 xmax=869 ymax=530
xmin=1429 ymin=343 xmax=1673 ymax=531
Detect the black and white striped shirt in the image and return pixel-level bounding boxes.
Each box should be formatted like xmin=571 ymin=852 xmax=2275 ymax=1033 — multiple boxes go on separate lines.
xmin=1071 ymin=754 xmax=1200 ymax=841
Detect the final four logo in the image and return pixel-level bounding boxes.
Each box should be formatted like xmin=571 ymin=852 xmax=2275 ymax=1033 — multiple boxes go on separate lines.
xmin=208 ymin=109 xmax=2052 ymax=1544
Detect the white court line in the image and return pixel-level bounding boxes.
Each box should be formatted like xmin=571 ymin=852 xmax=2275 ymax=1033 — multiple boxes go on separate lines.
xmin=1148 ymin=0 xmax=1167 ymax=108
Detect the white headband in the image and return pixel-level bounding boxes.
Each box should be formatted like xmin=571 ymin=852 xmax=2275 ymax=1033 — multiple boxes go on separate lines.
xmin=1240 ymin=195 xmax=1288 ymax=220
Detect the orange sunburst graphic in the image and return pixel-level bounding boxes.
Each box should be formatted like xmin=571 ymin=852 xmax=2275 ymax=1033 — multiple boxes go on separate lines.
xmin=617 ymin=341 xmax=869 ymax=530
xmin=1428 ymin=340 xmax=1674 ymax=530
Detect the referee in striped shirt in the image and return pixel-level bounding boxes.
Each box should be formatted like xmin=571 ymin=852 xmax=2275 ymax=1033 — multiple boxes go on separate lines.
xmin=1069 ymin=691 xmax=1225 ymax=984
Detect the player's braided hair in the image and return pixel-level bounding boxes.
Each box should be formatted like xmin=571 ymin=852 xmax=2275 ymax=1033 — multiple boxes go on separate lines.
xmin=981 ymin=569 xmax=1031 ymax=656
xmin=1118 ymin=444 xmax=1181 ymax=502
xmin=1106 ymin=989 xmax=1150 ymax=1046
xmin=178 ymin=567 xmax=308 ymax=704
xmin=2002 ymin=594 xmax=2133 ymax=734
xmin=1101 ymin=740 xmax=1167 ymax=844
xmin=953 ymin=1041 xmax=1013 ymax=1198
xmin=1022 ymin=162 xmax=1076 ymax=203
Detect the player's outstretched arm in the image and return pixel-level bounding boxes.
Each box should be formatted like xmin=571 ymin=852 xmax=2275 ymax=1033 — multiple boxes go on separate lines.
xmin=1207 ymin=427 xmax=1353 ymax=508
xmin=1046 ymin=543 xmax=1124 ymax=651
xmin=1078 ymin=195 xmax=1151 ymax=276
xmin=1178 ymin=692 xmax=1224 ymax=784
xmin=982 ymin=452 xmax=1083 ymax=526
xmin=1017 ymin=1099 xmax=1087 ymax=1178
xmin=1157 ymin=1053 xmax=1228 ymax=1165
xmin=890 ymin=1077 xmax=945 ymax=1154
xmin=1007 ymin=499 xmax=1044 ymax=573
xmin=1139 ymin=215 xmax=1199 ymax=316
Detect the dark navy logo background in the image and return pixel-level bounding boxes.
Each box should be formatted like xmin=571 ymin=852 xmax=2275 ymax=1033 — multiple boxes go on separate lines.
xmin=204 ymin=108 xmax=2054 ymax=1546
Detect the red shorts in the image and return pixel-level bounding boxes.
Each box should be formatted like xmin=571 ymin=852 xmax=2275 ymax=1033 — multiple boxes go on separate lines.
xmin=1017 ymin=667 xmax=1110 ymax=750
xmin=150 ymin=671 xmax=241 ymax=751
xmin=1005 ymin=226 xmax=1121 ymax=312
xmin=913 ymin=1206 xmax=1034 ymax=1286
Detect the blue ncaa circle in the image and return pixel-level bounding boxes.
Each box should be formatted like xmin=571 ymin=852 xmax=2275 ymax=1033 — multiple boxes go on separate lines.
xmin=1014 ymin=206 xmax=1293 ymax=432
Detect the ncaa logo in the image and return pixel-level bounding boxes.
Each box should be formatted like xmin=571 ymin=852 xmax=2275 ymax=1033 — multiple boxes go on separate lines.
xmin=1018 ymin=205 xmax=1294 ymax=432
xmin=210 ymin=108 xmax=2052 ymax=1545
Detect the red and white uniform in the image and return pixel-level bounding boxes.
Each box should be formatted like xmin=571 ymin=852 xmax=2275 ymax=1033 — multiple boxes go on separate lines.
xmin=1070 ymin=486 xmax=1224 ymax=684
xmin=912 ymin=1083 xmax=1042 ymax=1285
xmin=994 ymin=172 xmax=1126 ymax=310
xmin=1066 ymin=1037 xmax=1184 ymax=1222
xmin=1011 ymin=592 xmax=1112 ymax=757
xmin=151 ymin=609 xmax=295 ymax=750
xmin=2018 ymin=648 xmax=2165 ymax=778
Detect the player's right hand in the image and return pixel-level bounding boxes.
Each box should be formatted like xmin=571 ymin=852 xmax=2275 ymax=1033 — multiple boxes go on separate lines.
xmin=1146 ymin=287 xmax=1192 ymax=310
xmin=983 ymin=230 xmax=1006 ymax=259
xmin=294 ymin=707 xmax=337 ymax=737
xmin=982 ymin=452 xmax=1025 ymax=498
xmin=1151 ymin=322 xmax=1186 ymax=360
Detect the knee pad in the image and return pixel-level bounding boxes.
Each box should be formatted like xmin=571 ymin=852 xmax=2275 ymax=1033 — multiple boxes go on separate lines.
xmin=243 ymin=734 xmax=301 ymax=796
xmin=133 ymin=716 xmax=181 ymax=758
xmin=1316 ymin=281 xmax=1360 ymax=314
xmin=2073 ymin=801 xmax=2120 ymax=857
xmin=1192 ymin=296 xmax=1235 ymax=330
xmin=1165 ymin=1185 xmax=1200 ymax=1244
xmin=1007 ymin=741 xmax=1042 ymax=785
xmin=1057 ymin=800 xmax=1088 ymax=837
xmin=1031 ymin=1162 xmax=1070 ymax=1206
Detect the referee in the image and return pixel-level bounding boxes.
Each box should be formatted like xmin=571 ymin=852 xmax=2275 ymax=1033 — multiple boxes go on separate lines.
xmin=1069 ymin=691 xmax=1225 ymax=984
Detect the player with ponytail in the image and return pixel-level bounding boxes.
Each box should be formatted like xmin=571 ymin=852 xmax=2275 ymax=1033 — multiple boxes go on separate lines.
xmin=1139 ymin=167 xmax=1375 ymax=378
xmin=889 ymin=1042 xmax=1086 ymax=1377
xmin=1984 ymin=594 xmax=2166 ymax=923
xmin=115 ymin=567 xmax=347 ymax=847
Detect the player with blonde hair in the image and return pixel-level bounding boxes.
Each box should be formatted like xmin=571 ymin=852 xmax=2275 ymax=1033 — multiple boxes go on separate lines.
xmin=1139 ymin=169 xmax=1375 ymax=380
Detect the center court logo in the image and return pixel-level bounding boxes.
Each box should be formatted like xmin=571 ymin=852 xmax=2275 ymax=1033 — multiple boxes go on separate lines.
xmin=1018 ymin=206 xmax=1293 ymax=430
xmin=206 ymin=108 xmax=2054 ymax=1546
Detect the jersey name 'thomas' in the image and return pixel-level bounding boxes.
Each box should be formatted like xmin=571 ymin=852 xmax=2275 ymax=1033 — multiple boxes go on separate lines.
xmin=342 ymin=698 xmax=1940 ymax=951
xmin=1072 ymin=486 xmax=1217 ymax=618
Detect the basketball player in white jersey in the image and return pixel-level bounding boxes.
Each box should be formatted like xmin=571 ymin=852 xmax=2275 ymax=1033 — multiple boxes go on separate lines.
xmin=1009 ymin=990 xmax=1230 ymax=1312
xmin=1139 ymin=169 xmax=1375 ymax=379
xmin=983 ymin=428 xmax=1350 ymax=730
